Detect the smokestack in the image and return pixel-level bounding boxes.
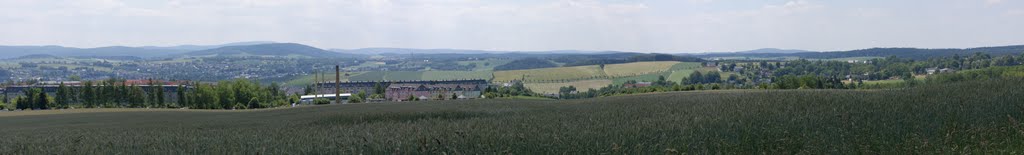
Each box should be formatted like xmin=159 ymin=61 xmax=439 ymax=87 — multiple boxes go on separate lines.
xmin=335 ymin=65 xmax=340 ymax=104
xmin=313 ymin=69 xmax=319 ymax=95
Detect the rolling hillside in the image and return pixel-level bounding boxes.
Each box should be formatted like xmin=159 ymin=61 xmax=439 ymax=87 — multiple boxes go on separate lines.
xmin=185 ymin=43 xmax=342 ymax=57
xmin=0 ymin=45 xmax=188 ymax=58
xmin=493 ymin=61 xmax=701 ymax=83
xmin=694 ymin=45 xmax=1024 ymax=60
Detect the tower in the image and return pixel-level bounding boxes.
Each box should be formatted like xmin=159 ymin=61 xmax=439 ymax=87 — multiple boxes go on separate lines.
xmin=335 ymin=65 xmax=340 ymax=104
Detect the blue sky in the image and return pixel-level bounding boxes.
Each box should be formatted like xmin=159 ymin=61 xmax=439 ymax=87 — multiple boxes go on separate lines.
xmin=0 ymin=0 xmax=1021 ymax=53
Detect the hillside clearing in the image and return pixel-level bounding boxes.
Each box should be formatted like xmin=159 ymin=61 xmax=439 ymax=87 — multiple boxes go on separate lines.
xmin=493 ymin=65 xmax=605 ymax=82
xmin=524 ymin=79 xmax=613 ymax=94
xmin=602 ymin=61 xmax=680 ymax=77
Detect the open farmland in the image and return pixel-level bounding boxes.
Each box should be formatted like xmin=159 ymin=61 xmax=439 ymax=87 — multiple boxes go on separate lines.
xmin=602 ymin=61 xmax=681 ymax=77
xmin=611 ymin=62 xmax=703 ymax=85
xmin=2 ymin=80 xmax=1022 ymax=154
xmin=667 ymin=70 xmax=697 ymax=83
xmin=421 ymin=71 xmax=493 ymax=80
xmin=493 ymin=65 xmax=605 ymax=83
xmin=458 ymin=59 xmax=513 ymax=71
xmin=524 ymin=79 xmax=613 ymax=94
xmin=493 ymin=62 xmax=703 ymax=83
xmin=349 ymin=71 xmax=423 ymax=81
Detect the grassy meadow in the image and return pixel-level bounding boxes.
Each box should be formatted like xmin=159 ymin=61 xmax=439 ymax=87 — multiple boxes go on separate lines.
xmin=602 ymin=61 xmax=681 ymax=77
xmin=524 ymin=79 xmax=613 ymax=94
xmin=420 ymin=71 xmax=493 ymax=81
xmin=1 ymin=79 xmax=1022 ymax=154
xmin=493 ymin=65 xmax=606 ymax=82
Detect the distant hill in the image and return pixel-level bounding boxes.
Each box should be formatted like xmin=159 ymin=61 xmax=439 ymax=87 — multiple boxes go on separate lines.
xmin=0 ymin=45 xmax=187 ymax=59
xmin=140 ymin=41 xmax=275 ymax=51
xmin=16 ymin=54 xmax=60 ymax=59
xmin=735 ymin=48 xmax=816 ymax=54
xmin=0 ymin=41 xmax=274 ymax=59
xmin=693 ymin=45 xmax=1024 ymax=60
xmin=494 ymin=58 xmax=559 ymax=71
xmin=185 ymin=43 xmax=343 ymax=58
xmin=331 ymin=48 xmax=623 ymax=55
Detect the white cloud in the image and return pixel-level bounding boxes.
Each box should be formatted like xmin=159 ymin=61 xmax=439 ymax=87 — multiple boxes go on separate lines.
xmin=1007 ymin=9 xmax=1024 ymax=16
xmin=986 ymin=0 xmax=1004 ymax=5
xmin=0 ymin=0 xmax=1021 ymax=52
xmin=763 ymin=0 xmax=824 ymax=14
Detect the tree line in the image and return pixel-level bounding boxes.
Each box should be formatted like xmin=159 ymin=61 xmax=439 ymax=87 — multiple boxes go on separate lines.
xmin=2 ymin=79 xmax=292 ymax=110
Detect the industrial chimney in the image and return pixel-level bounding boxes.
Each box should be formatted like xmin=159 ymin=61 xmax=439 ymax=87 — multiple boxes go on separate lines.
xmin=335 ymin=65 xmax=340 ymax=104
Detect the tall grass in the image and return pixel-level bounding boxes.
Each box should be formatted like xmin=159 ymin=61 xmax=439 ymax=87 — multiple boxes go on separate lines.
xmin=0 ymin=79 xmax=1022 ymax=154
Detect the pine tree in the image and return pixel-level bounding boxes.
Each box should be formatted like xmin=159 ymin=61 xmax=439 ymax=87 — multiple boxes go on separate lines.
xmin=146 ymin=79 xmax=155 ymax=107
xmin=82 ymin=81 xmax=95 ymax=108
xmin=373 ymin=82 xmax=384 ymax=95
xmin=156 ymin=83 xmax=165 ymax=107
xmin=56 ymin=82 xmax=69 ymax=108
xmin=22 ymin=88 xmax=38 ymax=109
xmin=15 ymin=96 xmax=26 ymax=110
xmin=37 ymin=90 xmax=49 ymax=110
xmin=177 ymin=85 xmax=187 ymax=108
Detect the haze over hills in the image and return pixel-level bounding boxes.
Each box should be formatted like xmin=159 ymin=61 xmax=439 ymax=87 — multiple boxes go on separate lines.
xmin=688 ymin=45 xmax=1024 ymax=60
xmin=184 ymin=43 xmax=342 ymax=58
xmin=0 ymin=41 xmax=275 ymax=59
xmin=1 ymin=41 xmax=1023 ymax=60
xmin=330 ymin=48 xmax=625 ymax=55
xmin=734 ymin=48 xmax=817 ymax=54
xmin=139 ymin=41 xmax=275 ymax=51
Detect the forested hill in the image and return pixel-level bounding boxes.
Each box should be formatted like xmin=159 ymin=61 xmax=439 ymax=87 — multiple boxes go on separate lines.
xmin=185 ymin=43 xmax=343 ymax=57
xmin=555 ymin=53 xmax=703 ymax=67
xmin=0 ymin=45 xmax=189 ymax=59
xmin=694 ymin=45 xmax=1024 ymax=60
xmin=493 ymin=58 xmax=559 ymax=71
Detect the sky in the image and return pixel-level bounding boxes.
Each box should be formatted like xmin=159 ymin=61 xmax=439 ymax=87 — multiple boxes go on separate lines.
xmin=0 ymin=0 xmax=1022 ymax=53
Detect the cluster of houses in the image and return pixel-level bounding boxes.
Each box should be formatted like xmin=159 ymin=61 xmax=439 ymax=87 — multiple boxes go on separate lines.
xmin=313 ymin=79 xmax=489 ymax=102
xmin=925 ymin=67 xmax=957 ymax=75
xmin=385 ymin=83 xmax=483 ymax=101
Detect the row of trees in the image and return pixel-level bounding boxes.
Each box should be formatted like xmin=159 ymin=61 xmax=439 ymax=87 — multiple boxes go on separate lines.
xmin=11 ymin=88 xmax=51 ymax=110
xmin=559 ymin=70 xmax=854 ymax=99
xmin=179 ymin=79 xmax=288 ymax=109
xmin=4 ymin=79 xmax=292 ymax=110
xmin=46 ymin=79 xmax=176 ymax=108
xmin=482 ymin=81 xmax=537 ymax=98
xmin=3 ymin=79 xmax=173 ymax=110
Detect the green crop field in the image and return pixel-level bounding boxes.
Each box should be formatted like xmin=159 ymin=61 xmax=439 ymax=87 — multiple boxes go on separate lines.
xmin=1 ymin=80 xmax=1022 ymax=154
xmin=667 ymin=70 xmax=697 ymax=83
xmin=493 ymin=65 xmax=605 ymax=83
xmin=493 ymin=62 xmax=702 ymax=83
xmin=602 ymin=61 xmax=680 ymax=77
xmin=612 ymin=72 xmax=673 ymax=85
xmin=421 ymin=71 xmax=493 ymax=81
xmin=458 ymin=59 xmax=513 ymax=71
xmin=344 ymin=61 xmax=388 ymax=70
xmin=524 ymin=79 xmax=613 ymax=94
xmin=348 ymin=71 xmax=427 ymax=81
xmin=612 ymin=62 xmax=703 ymax=85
